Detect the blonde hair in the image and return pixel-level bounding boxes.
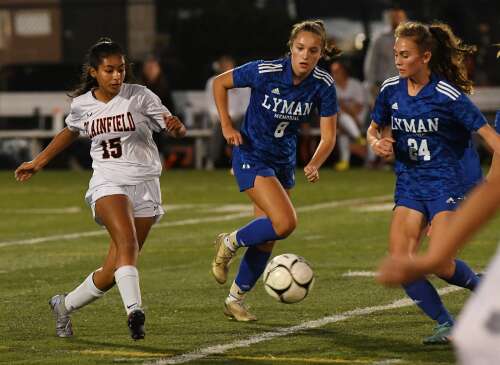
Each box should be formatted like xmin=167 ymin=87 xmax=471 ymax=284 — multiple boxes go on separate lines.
xmin=395 ymin=21 xmax=476 ymax=94
xmin=287 ymin=19 xmax=341 ymax=60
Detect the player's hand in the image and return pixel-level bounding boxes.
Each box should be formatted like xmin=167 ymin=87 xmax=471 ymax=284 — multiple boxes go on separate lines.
xmin=164 ymin=115 xmax=187 ymax=138
xmin=371 ymin=137 xmax=395 ymax=159
xmin=222 ymin=125 xmax=243 ymax=146
xmin=15 ymin=161 xmax=41 ymax=182
xmin=304 ymin=164 xmax=319 ymax=183
xmin=377 ymin=256 xmax=426 ymax=287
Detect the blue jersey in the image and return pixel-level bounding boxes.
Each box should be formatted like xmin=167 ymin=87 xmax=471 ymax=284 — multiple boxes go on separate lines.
xmin=372 ymin=74 xmax=487 ymax=200
xmin=232 ymin=57 xmax=338 ymax=166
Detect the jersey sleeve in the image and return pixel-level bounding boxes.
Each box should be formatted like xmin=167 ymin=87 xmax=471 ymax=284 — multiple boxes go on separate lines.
xmin=370 ymin=87 xmax=391 ymax=127
xmin=140 ymin=87 xmax=172 ymax=133
xmin=64 ymin=101 xmax=85 ymax=133
xmin=495 ymin=111 xmax=500 ymax=134
xmin=317 ymin=83 xmax=338 ymax=117
xmin=451 ymin=95 xmax=487 ymax=132
xmin=232 ymin=60 xmax=260 ymax=88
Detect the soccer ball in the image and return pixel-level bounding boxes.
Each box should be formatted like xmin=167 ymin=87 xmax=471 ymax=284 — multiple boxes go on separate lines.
xmin=263 ymin=253 xmax=314 ymax=304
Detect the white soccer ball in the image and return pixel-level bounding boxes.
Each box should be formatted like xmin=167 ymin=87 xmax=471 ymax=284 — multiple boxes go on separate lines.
xmin=263 ymin=253 xmax=315 ymax=304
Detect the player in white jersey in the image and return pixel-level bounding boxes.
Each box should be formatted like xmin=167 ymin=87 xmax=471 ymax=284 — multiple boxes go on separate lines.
xmin=14 ymin=38 xmax=186 ymax=340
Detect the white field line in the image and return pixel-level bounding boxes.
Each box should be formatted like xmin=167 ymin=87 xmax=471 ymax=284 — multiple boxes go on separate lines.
xmin=351 ymin=203 xmax=394 ymax=213
xmin=342 ymin=271 xmax=378 ymax=277
xmin=0 ymin=207 xmax=82 ymax=214
xmin=145 ymin=286 xmax=462 ymax=365
xmin=371 ymin=360 xmax=403 ymax=365
xmin=0 ymin=195 xmax=392 ymax=249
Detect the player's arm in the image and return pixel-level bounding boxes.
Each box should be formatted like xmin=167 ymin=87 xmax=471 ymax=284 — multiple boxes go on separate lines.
xmin=378 ymin=172 xmax=500 ymax=286
xmin=366 ymin=121 xmax=394 ymax=158
xmin=476 ymin=124 xmax=500 ymax=180
xmin=162 ymin=114 xmax=186 ymax=138
xmin=304 ymin=114 xmax=337 ymax=183
xmin=213 ymin=70 xmax=242 ymax=146
xmin=15 ymin=127 xmax=79 ymax=182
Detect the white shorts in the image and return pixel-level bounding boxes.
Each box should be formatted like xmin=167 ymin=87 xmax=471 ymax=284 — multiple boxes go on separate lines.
xmin=453 ymin=245 xmax=500 ymax=365
xmin=85 ymin=175 xmax=164 ymax=226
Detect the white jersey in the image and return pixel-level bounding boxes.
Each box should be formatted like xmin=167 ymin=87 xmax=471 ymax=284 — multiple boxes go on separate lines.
xmin=65 ymin=83 xmax=170 ymax=185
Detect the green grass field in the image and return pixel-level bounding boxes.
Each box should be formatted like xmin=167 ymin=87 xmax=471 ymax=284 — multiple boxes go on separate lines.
xmin=0 ymin=169 xmax=498 ymax=365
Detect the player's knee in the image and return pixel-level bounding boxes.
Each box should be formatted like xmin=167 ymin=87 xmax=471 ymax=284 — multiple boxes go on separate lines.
xmin=117 ymin=238 xmax=139 ymax=257
xmin=273 ymin=214 xmax=297 ymax=237
xmin=257 ymin=241 xmax=275 ymax=252
xmin=434 ymin=260 xmax=455 ymax=278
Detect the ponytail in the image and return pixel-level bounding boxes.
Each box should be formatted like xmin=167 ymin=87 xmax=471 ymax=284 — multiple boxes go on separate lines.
xmin=428 ymin=23 xmax=476 ymax=94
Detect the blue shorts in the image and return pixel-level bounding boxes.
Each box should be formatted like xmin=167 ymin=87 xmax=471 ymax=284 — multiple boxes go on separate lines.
xmin=232 ymin=147 xmax=295 ymax=192
xmin=395 ymin=195 xmax=464 ymax=222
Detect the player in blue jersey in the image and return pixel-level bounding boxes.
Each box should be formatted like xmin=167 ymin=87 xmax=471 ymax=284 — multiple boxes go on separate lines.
xmin=367 ymin=21 xmax=500 ymax=345
xmin=210 ymin=20 xmax=339 ymax=321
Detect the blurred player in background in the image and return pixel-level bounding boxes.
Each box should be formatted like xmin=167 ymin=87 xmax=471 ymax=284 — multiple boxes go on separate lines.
xmin=330 ymin=60 xmax=368 ymax=171
xmin=205 ymin=55 xmax=250 ymax=170
xmin=367 ymin=22 xmax=500 ymax=344
xmin=364 ymin=7 xmax=408 ymax=98
xmin=210 ymin=20 xmax=338 ymax=321
xmin=15 ymin=38 xmax=186 ymax=340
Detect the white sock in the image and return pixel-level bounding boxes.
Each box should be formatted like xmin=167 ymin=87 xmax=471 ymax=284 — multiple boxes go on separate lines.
xmin=224 ymin=231 xmax=239 ymax=252
xmin=339 ymin=113 xmax=361 ymax=139
xmin=338 ymin=134 xmax=351 ymax=163
xmin=227 ymin=281 xmax=246 ymax=302
xmin=64 ymin=271 xmax=105 ymax=313
xmin=114 ymin=265 xmax=142 ymax=315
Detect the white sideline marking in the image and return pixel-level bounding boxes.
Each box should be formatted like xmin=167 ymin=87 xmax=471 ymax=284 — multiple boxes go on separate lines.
xmin=0 ymin=195 xmax=392 ymax=248
xmin=145 ymin=286 xmax=462 ymax=365
xmin=342 ymin=271 xmax=378 ymax=277
xmin=371 ymin=360 xmax=402 ymax=365
xmin=0 ymin=207 xmax=82 ymax=214
xmin=351 ymin=203 xmax=394 ymax=213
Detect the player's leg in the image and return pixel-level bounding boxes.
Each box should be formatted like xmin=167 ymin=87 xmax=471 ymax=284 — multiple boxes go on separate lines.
xmin=453 ymin=247 xmax=500 ymax=365
xmin=335 ymin=113 xmax=362 ymax=171
xmin=225 ymin=195 xmax=290 ymax=321
xmin=430 ymin=211 xmax=480 ymax=291
xmin=390 ymin=205 xmax=454 ymax=344
xmin=212 ymin=175 xmax=296 ymax=285
xmin=93 ymin=194 xmax=148 ymax=339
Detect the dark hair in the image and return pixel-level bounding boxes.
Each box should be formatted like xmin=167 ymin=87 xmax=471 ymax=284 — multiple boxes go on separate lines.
xmin=68 ymin=37 xmax=131 ymax=98
xmin=288 ymin=19 xmax=341 ymax=61
xmin=395 ymin=21 xmax=476 ymax=94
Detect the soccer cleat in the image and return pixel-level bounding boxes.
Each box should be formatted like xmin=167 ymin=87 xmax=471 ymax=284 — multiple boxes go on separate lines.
xmin=49 ymin=294 xmax=73 ymax=338
xmin=211 ymin=233 xmax=236 ymax=284
xmin=128 ymin=308 xmax=145 ymax=340
xmin=423 ymin=322 xmax=453 ymax=345
xmin=223 ymin=299 xmax=257 ymax=322
xmin=334 ymin=160 xmax=350 ymax=172
xmin=355 ymin=136 xmax=367 ymax=146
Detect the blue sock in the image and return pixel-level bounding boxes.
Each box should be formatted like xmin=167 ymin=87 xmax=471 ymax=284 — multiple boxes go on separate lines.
xmin=403 ymin=279 xmax=454 ymax=325
xmin=235 ymin=247 xmax=271 ymax=292
xmin=439 ymin=259 xmax=479 ymax=291
xmin=235 ymin=217 xmax=282 ymax=247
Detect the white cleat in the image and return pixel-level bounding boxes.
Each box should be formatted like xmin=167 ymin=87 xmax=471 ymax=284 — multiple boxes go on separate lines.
xmin=49 ymin=294 xmax=73 ymax=338
xmin=211 ymin=233 xmax=236 ymax=284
